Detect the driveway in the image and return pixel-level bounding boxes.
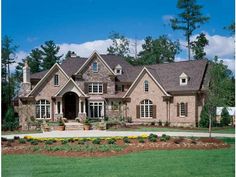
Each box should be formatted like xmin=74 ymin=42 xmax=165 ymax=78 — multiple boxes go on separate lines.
xmin=2 ymin=130 xmax=235 ymax=139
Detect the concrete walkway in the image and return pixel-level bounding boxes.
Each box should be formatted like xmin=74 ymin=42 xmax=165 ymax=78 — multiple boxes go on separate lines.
xmin=2 ymin=130 xmax=235 ymax=139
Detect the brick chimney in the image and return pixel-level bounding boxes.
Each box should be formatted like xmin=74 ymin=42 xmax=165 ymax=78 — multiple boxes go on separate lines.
xmin=23 ymin=61 xmax=30 ymax=83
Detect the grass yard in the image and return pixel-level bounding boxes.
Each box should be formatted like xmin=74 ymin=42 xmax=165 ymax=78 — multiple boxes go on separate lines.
xmin=2 ymin=138 xmax=235 ymax=177
xmin=109 ymin=126 xmax=235 ymax=134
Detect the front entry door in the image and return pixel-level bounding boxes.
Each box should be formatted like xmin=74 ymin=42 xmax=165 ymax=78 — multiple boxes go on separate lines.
xmin=63 ymin=92 xmax=77 ymax=119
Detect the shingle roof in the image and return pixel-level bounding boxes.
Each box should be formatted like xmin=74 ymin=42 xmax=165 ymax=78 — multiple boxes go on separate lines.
xmin=30 ymin=54 xmax=208 ymax=92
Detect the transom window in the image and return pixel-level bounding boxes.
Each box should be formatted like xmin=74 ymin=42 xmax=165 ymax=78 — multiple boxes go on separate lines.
xmin=144 ymin=80 xmax=149 ymax=92
xmin=92 ymin=62 xmax=98 ymax=72
xmin=36 ymin=100 xmax=50 ymax=118
xmin=54 ymin=74 xmax=59 ymax=86
xmin=88 ymin=83 xmax=103 ymax=94
xmin=89 ymin=102 xmax=103 ymax=118
xmin=180 ymin=102 xmax=186 ymax=117
xmin=140 ymin=99 xmax=153 ymax=118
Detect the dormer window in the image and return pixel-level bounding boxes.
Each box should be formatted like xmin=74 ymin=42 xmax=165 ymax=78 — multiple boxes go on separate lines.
xmin=114 ymin=64 xmax=122 ymax=75
xmin=179 ymin=72 xmax=188 ymax=86
xmin=92 ymin=62 xmax=98 ymax=72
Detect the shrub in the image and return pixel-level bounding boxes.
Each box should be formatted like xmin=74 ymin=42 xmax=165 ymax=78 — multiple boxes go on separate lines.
xmin=14 ymin=136 xmax=20 ymax=140
xmin=158 ymin=120 xmax=162 ymax=126
xmin=123 ymin=136 xmax=131 ymax=143
xmin=92 ymin=138 xmax=101 ymax=144
xmin=160 ymin=134 xmax=170 ymax=142
xmin=68 ymin=138 xmax=75 ymax=143
xmin=78 ymin=139 xmax=86 ymax=145
xmin=2 ymin=106 xmax=19 ymax=131
xmin=2 ymin=137 xmax=8 ymax=142
xmin=61 ymin=140 xmax=68 ymax=145
xmin=137 ymin=136 xmax=145 ymax=143
xmin=199 ymin=104 xmax=218 ymax=127
xmin=45 ymin=140 xmax=54 ymax=145
xmin=220 ymin=107 xmax=231 ymax=126
xmin=31 ymin=140 xmax=39 ymax=145
xmin=148 ymin=133 xmax=158 ymax=142
xmin=150 ymin=121 xmax=155 ymax=126
xmin=164 ymin=121 xmax=170 ymax=127
xmin=18 ymin=139 xmax=26 ymax=144
xmin=107 ymin=138 xmax=116 ymax=144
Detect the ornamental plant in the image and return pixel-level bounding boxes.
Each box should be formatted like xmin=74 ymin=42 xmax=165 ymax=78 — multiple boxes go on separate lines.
xmin=137 ymin=136 xmax=145 ymax=143
xmin=148 ymin=133 xmax=158 ymax=142
xmin=92 ymin=138 xmax=101 ymax=144
xmin=18 ymin=139 xmax=26 ymax=144
xmin=107 ymin=138 xmax=116 ymax=144
xmin=123 ymin=136 xmax=130 ymax=143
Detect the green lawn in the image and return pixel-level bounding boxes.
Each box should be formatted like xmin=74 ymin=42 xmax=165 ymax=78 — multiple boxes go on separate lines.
xmin=2 ymin=139 xmax=235 ymax=177
xmin=109 ymin=126 xmax=235 ymax=134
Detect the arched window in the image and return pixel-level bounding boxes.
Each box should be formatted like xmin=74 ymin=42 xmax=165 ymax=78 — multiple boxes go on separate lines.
xmin=36 ymin=100 xmax=50 ymax=118
xmin=92 ymin=62 xmax=98 ymax=72
xmin=140 ymin=99 xmax=153 ymax=118
xmin=144 ymin=80 xmax=149 ymax=92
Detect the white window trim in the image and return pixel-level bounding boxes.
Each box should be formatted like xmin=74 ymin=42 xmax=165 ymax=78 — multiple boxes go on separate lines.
xmin=144 ymin=80 xmax=149 ymax=92
xmin=36 ymin=100 xmax=51 ymax=119
xmin=54 ymin=74 xmax=59 ymax=86
xmin=180 ymin=102 xmax=186 ymax=117
xmin=88 ymin=101 xmax=104 ymax=119
xmin=88 ymin=83 xmax=103 ymax=94
xmin=140 ymin=99 xmax=153 ymax=118
xmin=92 ymin=62 xmax=98 ymax=73
xmin=115 ymin=68 xmax=122 ymax=75
xmin=180 ymin=78 xmax=188 ymax=85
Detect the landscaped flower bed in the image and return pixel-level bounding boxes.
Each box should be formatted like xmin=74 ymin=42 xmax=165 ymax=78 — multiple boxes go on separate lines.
xmin=2 ymin=134 xmax=229 ymax=157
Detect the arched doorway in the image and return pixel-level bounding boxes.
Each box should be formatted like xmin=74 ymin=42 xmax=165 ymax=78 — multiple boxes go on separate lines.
xmin=63 ymin=92 xmax=78 ymax=119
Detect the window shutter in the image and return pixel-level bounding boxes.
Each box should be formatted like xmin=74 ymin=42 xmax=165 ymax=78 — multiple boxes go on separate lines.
xmin=185 ymin=103 xmax=188 ymax=117
xmin=84 ymin=83 xmax=88 ymax=93
xmin=103 ymin=83 xmax=107 ymax=93
xmin=152 ymin=105 xmax=156 ymax=118
xmin=177 ymin=103 xmax=179 ymax=117
xmin=136 ymin=105 xmax=140 ymax=118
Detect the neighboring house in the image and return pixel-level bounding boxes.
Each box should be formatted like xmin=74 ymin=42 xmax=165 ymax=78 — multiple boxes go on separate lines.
xmin=216 ymin=107 xmax=235 ymax=124
xmin=17 ymin=51 xmax=209 ymax=130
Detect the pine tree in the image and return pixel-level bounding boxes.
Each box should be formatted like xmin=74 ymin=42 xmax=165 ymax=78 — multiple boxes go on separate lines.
xmin=170 ymin=0 xmax=209 ymax=60
xmin=220 ymin=107 xmax=231 ymax=126
xmin=190 ymin=33 xmax=209 ymax=60
xmin=41 ymin=40 xmax=62 ymax=70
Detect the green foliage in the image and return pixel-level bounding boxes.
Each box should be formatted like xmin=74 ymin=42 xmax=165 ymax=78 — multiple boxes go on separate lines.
xmin=107 ymin=32 xmax=130 ymax=57
xmin=148 ymin=133 xmax=158 ymax=142
xmin=123 ymin=136 xmax=131 ymax=143
xmin=107 ymin=138 xmax=116 ymax=144
xmin=137 ymin=136 xmax=145 ymax=143
xmin=45 ymin=140 xmax=54 ymax=145
xmin=224 ymin=22 xmax=235 ymax=34
xmin=61 ymin=140 xmax=68 ymax=145
xmin=199 ymin=104 xmax=210 ymax=128
xmin=171 ymin=0 xmax=209 ymax=60
xmin=18 ymin=139 xmax=26 ymax=144
xmin=158 ymin=120 xmax=162 ymax=126
xmin=3 ymin=106 xmax=19 ymax=131
xmin=190 ymin=33 xmax=209 ymax=60
xmin=220 ymin=107 xmax=231 ymax=126
xmin=92 ymin=138 xmax=101 ymax=144
xmin=30 ymin=140 xmax=39 ymax=145
xmin=160 ymin=134 xmax=170 ymax=142
xmin=41 ymin=40 xmax=62 ymax=70
xmin=137 ymin=35 xmax=180 ymax=65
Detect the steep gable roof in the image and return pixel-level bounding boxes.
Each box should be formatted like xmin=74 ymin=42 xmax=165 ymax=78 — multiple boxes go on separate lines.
xmin=123 ymin=67 xmax=171 ymax=98
xmin=28 ymin=63 xmax=69 ymax=96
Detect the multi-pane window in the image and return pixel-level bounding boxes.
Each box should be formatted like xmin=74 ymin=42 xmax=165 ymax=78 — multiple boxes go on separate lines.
xmin=180 ymin=102 xmax=186 ymax=117
xmin=92 ymin=62 xmax=98 ymax=72
xmin=89 ymin=102 xmax=103 ymax=118
xmin=36 ymin=100 xmax=50 ymax=118
xmin=115 ymin=84 xmax=124 ymax=92
xmin=140 ymin=99 xmax=153 ymax=118
xmin=54 ymin=74 xmax=59 ymax=86
xmin=88 ymin=83 xmax=103 ymax=94
xmin=144 ymin=80 xmax=149 ymax=92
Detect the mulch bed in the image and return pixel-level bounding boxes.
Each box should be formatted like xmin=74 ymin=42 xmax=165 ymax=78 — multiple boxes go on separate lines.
xmin=2 ymin=137 xmax=229 ymax=158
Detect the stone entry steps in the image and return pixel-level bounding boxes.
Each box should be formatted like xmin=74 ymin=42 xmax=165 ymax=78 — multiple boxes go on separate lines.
xmin=65 ymin=122 xmax=84 ymax=130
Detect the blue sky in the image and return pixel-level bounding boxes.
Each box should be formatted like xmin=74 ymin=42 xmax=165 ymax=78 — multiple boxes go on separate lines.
xmin=2 ymin=0 xmax=235 ymax=71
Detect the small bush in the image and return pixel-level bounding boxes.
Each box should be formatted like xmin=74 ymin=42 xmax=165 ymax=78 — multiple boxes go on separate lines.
xmin=68 ymin=138 xmax=75 ymax=143
xmin=158 ymin=120 xmax=162 ymax=126
xmin=150 ymin=121 xmax=155 ymax=126
xmin=164 ymin=121 xmax=170 ymax=127
xmin=78 ymin=139 xmax=86 ymax=145
xmin=18 ymin=139 xmax=26 ymax=144
xmin=137 ymin=136 xmax=145 ymax=143
xmin=123 ymin=136 xmax=130 ymax=143
xmin=92 ymin=138 xmax=101 ymax=144
xmin=31 ymin=140 xmax=39 ymax=145
xmin=220 ymin=107 xmax=231 ymax=126
xmin=61 ymin=140 xmax=68 ymax=145
xmin=45 ymin=140 xmax=54 ymax=145
xmin=161 ymin=134 xmax=170 ymax=141
xmin=148 ymin=133 xmax=158 ymax=142
xmin=2 ymin=137 xmax=8 ymax=142
xmin=32 ymin=146 xmax=40 ymax=152
xmin=14 ymin=136 xmax=20 ymax=140
xmin=107 ymin=138 xmax=116 ymax=144
xmin=2 ymin=106 xmax=19 ymax=131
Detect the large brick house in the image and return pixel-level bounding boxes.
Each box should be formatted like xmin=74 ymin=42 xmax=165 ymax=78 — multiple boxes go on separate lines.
xmin=17 ymin=51 xmax=209 ymax=130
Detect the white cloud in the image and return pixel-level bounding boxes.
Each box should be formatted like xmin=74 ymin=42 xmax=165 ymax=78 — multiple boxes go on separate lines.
xmin=10 ymin=51 xmax=28 ymax=72
xmin=221 ymin=58 xmax=235 ymax=73
xmin=162 ymin=15 xmax=174 ymax=24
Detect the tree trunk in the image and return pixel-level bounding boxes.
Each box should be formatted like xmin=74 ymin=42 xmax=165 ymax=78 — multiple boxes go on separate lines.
xmin=208 ymin=115 xmax=212 ymax=138
xmin=7 ymin=64 xmax=11 ymax=106
xmin=187 ymin=35 xmax=191 ymax=61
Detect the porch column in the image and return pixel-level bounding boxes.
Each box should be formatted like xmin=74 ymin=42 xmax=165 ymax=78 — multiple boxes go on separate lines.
xmin=83 ymin=100 xmax=86 ymax=114
xmin=79 ymin=99 xmax=82 ymax=114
